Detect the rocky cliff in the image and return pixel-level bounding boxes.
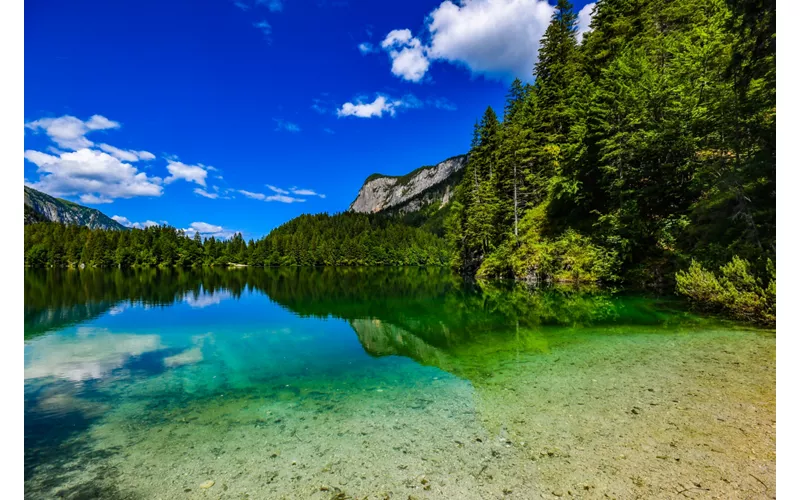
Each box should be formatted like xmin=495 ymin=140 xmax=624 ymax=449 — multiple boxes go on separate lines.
xmin=349 ymin=154 xmax=467 ymax=214
xmin=24 ymin=186 xmax=126 ymax=230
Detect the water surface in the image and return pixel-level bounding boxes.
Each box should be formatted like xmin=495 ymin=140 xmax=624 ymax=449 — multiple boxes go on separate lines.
xmin=24 ymin=268 xmax=775 ymax=499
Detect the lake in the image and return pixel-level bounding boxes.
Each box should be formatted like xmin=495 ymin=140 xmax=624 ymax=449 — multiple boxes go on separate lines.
xmin=24 ymin=267 xmax=775 ymax=499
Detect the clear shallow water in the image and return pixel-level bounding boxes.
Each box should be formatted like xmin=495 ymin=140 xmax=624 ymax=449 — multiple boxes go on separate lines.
xmin=24 ymin=268 xmax=775 ymax=499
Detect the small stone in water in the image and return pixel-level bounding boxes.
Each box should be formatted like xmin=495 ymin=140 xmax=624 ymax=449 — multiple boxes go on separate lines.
xmin=199 ymin=480 xmax=215 ymax=489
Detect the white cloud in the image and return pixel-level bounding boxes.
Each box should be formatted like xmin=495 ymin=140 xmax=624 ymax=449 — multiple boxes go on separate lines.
xmin=239 ymin=189 xmax=267 ymax=200
xmin=381 ymin=0 xmax=564 ymax=82
xmin=164 ymin=160 xmax=208 ymax=187
xmin=273 ymin=118 xmax=301 ymax=132
xmin=323 ymin=128 xmax=335 ymax=134
xmin=239 ymin=187 xmax=305 ymax=203
xmin=24 ymin=148 xmax=163 ymax=202
xmin=337 ymin=94 xmax=421 ymax=118
xmin=112 ymin=216 xmax=161 ymax=229
xmin=25 ymin=114 xmax=120 ymax=150
xmin=182 ymin=221 xmax=237 ymax=239
xmin=358 ymin=42 xmax=378 ymax=54
xmin=194 ymin=188 xmax=219 ymax=199
xmin=80 ymin=194 xmax=113 ymax=204
xmin=290 ymin=187 xmax=325 ymax=198
xmin=234 ymin=1 xmax=250 ymax=10
xmin=577 ymin=3 xmax=596 ymax=43
xmin=98 ymin=143 xmax=154 ymax=162
xmin=189 ymin=222 xmax=223 ymax=233
xmin=266 ymin=194 xmax=304 ymax=203
xmin=381 ymin=29 xmax=430 ymax=82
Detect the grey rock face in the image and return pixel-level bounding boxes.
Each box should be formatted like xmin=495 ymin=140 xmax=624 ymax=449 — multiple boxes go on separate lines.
xmin=349 ymin=155 xmax=467 ymax=214
xmin=24 ymin=186 xmax=126 ymax=230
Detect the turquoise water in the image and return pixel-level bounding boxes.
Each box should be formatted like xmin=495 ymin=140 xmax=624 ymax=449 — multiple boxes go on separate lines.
xmin=24 ymin=268 xmax=775 ymax=499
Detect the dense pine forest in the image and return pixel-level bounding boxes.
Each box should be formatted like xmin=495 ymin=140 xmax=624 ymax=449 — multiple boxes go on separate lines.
xmin=443 ymin=0 xmax=775 ymax=323
xmin=23 ymin=0 xmax=775 ymax=323
xmin=23 ymin=212 xmax=449 ymax=268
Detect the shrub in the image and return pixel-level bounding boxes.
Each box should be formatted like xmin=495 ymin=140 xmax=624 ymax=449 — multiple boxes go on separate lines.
xmin=675 ymin=256 xmax=775 ymax=325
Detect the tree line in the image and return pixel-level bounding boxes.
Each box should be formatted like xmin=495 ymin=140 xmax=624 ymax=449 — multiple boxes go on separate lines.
xmin=24 ymin=212 xmax=449 ymax=269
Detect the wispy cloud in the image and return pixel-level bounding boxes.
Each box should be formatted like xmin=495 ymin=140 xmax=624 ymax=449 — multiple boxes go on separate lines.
xmin=194 ymin=188 xmax=219 ymax=199
xmin=428 ymin=97 xmax=457 ymax=111
xmin=234 ymin=1 xmax=250 ymax=10
xmin=323 ymin=128 xmax=335 ymax=134
xmin=256 ymin=0 xmax=283 ymax=12
xmin=266 ymin=194 xmax=304 ymax=203
xmin=239 ymin=185 xmax=322 ymax=203
xmin=97 ymin=144 xmax=155 ymax=162
xmin=358 ymin=42 xmax=379 ymax=54
xmin=253 ymin=20 xmax=272 ymax=39
xmin=290 ymin=187 xmax=326 ymax=198
xmin=238 ymin=189 xmax=267 ymax=200
xmin=273 ymin=118 xmax=301 ymax=132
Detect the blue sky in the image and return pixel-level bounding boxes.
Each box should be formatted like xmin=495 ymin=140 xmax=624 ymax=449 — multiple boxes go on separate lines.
xmin=24 ymin=0 xmax=595 ymax=239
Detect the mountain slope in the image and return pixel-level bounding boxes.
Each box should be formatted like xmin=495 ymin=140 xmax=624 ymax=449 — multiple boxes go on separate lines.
xmin=349 ymin=155 xmax=467 ymax=215
xmin=24 ymin=186 xmax=126 ymax=230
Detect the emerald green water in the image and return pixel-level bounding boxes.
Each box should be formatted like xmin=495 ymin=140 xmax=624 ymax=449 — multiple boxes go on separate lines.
xmin=24 ymin=268 xmax=775 ymax=499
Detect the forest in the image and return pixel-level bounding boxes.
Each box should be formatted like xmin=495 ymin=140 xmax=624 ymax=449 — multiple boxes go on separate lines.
xmin=23 ymin=212 xmax=449 ymax=268
xmin=23 ymin=0 xmax=775 ymax=324
xmin=443 ymin=0 xmax=775 ymax=323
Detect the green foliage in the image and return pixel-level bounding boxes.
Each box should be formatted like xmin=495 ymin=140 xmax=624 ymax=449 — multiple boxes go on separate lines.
xmin=675 ymin=257 xmax=775 ymax=325
xmin=444 ymin=0 xmax=775 ymax=323
xmin=478 ymin=205 xmax=618 ymax=284
xmin=24 ymin=211 xmax=449 ymax=269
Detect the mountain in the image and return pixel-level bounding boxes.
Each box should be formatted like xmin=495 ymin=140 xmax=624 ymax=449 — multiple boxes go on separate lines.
xmin=24 ymin=186 xmax=126 ymax=230
xmin=349 ymin=154 xmax=467 ymax=215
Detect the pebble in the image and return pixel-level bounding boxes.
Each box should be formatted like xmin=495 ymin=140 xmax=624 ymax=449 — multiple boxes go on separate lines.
xmin=199 ymin=480 xmax=215 ymax=489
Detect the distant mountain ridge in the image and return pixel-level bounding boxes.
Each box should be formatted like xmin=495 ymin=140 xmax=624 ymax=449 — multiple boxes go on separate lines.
xmin=349 ymin=154 xmax=467 ymax=215
xmin=24 ymin=186 xmax=126 ymax=230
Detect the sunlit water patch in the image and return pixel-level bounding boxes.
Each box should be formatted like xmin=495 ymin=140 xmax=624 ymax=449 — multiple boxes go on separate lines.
xmin=24 ymin=268 xmax=775 ymax=499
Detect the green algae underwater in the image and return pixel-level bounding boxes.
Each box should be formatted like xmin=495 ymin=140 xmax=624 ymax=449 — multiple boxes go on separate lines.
xmin=24 ymin=268 xmax=775 ymax=499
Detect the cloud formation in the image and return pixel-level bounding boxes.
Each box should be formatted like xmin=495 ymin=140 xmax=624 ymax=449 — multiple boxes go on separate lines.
xmin=97 ymin=143 xmax=155 ymax=162
xmin=24 ymin=148 xmax=163 ymax=203
xmin=164 ymin=160 xmax=209 ymax=187
xmin=381 ymin=29 xmax=430 ymax=82
xmin=238 ymin=185 xmax=316 ymax=203
xmin=25 ymin=115 xmax=120 ymax=150
xmin=337 ymin=94 xmax=422 ymax=118
xmin=379 ymin=0 xmax=595 ymax=82
xmin=112 ymin=216 xmax=162 ymax=229
xmin=193 ymin=188 xmax=219 ymax=199
xmin=182 ymin=221 xmax=236 ymax=239
xmin=290 ymin=187 xmax=325 ymax=198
